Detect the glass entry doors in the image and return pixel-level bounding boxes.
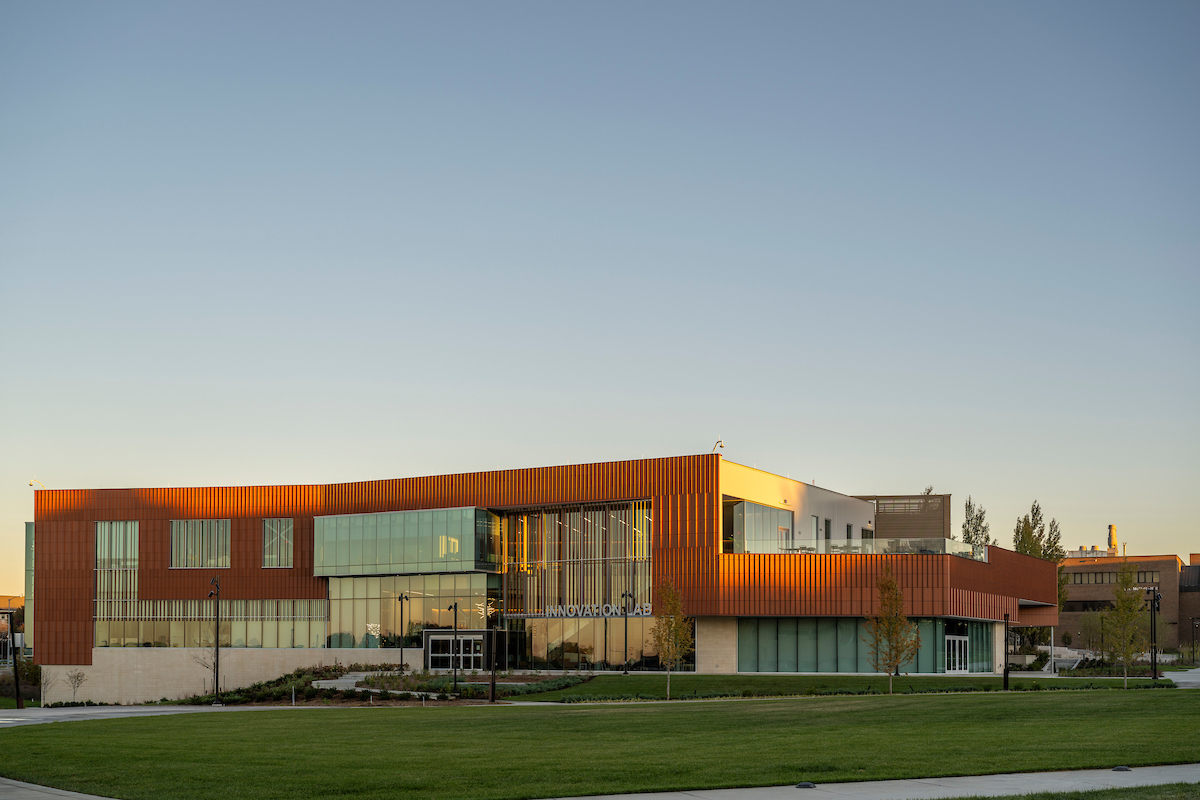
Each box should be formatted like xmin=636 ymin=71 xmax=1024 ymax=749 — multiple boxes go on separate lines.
xmin=945 ymin=634 xmax=968 ymax=674
xmin=429 ymin=635 xmax=483 ymax=671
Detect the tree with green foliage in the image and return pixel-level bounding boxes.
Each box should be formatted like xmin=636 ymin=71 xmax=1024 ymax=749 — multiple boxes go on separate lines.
xmin=862 ymin=565 xmax=921 ymax=694
xmin=1012 ymin=501 xmax=1064 ymax=561
xmin=650 ymin=579 xmax=693 ymax=701
xmin=1012 ymin=502 xmax=1068 ymax=647
xmin=1107 ymin=561 xmax=1150 ymax=688
xmin=961 ymin=496 xmax=992 ymax=546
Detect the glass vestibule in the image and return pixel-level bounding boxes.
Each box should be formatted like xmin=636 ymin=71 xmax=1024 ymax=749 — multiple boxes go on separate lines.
xmin=429 ymin=634 xmax=484 ymax=671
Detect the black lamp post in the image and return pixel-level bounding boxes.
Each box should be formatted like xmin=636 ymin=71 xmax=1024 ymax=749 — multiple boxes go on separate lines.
xmin=1192 ymin=617 xmax=1198 ymax=665
xmin=621 ymin=591 xmax=634 ymax=675
xmin=1 ymin=611 xmax=20 ymax=709
xmin=1003 ymin=613 xmax=1010 ymax=691
xmin=207 ymin=576 xmax=221 ymax=705
xmin=398 ymin=594 xmax=410 ymax=649
xmin=1146 ymin=588 xmax=1161 ymax=680
xmin=446 ymin=602 xmax=459 ymax=693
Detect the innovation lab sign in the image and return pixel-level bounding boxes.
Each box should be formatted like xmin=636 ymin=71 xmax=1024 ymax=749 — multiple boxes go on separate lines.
xmin=535 ymin=603 xmax=653 ymax=619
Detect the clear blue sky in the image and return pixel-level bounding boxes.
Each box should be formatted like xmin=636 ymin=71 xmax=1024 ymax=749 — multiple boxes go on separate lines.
xmin=2 ymin=1 xmax=1197 ymax=592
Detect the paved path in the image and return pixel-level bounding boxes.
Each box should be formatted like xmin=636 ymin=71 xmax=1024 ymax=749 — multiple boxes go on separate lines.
xmin=552 ymin=765 xmax=1200 ymax=800
xmin=1166 ymin=666 xmax=1200 ymax=688
xmin=1 ymin=764 xmax=1197 ymax=800
xmin=0 ymin=703 xmax=325 ymax=729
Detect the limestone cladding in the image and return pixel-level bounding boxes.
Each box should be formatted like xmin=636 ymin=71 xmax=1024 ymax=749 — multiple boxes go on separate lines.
xmin=42 ymin=647 xmax=422 ymax=706
xmin=694 ymin=616 xmax=737 ymax=674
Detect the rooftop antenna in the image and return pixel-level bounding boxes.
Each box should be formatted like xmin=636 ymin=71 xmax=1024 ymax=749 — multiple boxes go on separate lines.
xmin=711 ymin=438 xmax=724 ymax=454
xmin=29 ymin=478 xmax=45 ymax=489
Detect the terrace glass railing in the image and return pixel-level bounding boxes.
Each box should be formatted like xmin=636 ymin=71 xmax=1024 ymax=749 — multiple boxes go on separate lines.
xmin=784 ymin=537 xmax=987 ymax=562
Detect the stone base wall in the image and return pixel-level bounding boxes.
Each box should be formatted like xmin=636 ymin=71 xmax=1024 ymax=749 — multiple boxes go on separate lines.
xmin=42 ymin=647 xmax=422 ymax=706
xmin=695 ymin=616 xmax=737 ymax=673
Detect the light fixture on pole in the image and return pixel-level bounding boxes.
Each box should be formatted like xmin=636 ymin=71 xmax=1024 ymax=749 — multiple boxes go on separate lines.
xmin=398 ymin=594 xmax=410 ymax=649
xmin=621 ymin=591 xmax=634 ymax=675
xmin=208 ymin=576 xmax=221 ymax=705
xmin=446 ymin=602 xmax=459 ymax=693
xmin=1 ymin=610 xmax=20 ymax=709
xmin=1003 ymin=613 xmax=1010 ymax=691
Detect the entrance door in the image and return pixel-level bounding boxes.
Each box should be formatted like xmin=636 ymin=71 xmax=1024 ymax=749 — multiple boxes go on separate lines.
xmin=945 ymin=635 xmax=968 ymax=674
xmin=429 ymin=635 xmax=483 ymax=671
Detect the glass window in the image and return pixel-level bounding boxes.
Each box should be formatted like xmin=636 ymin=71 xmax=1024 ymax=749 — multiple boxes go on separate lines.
xmin=719 ymin=501 xmax=794 ymax=554
xmin=313 ymin=507 xmax=499 ymax=577
xmin=363 ymin=515 xmax=378 ymax=569
xmin=169 ymin=520 xmax=230 ymax=569
xmin=349 ymin=516 xmax=363 ymax=568
xmin=96 ymin=521 xmax=139 ymax=570
xmin=263 ymin=519 xmax=294 ymax=568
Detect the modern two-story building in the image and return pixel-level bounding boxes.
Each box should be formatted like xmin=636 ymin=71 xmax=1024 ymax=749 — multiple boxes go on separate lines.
xmin=26 ymin=454 xmax=1058 ymax=703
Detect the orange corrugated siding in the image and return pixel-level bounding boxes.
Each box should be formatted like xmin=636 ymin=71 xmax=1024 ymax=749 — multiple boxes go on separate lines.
xmin=33 ymin=453 xmax=1055 ymax=666
xmin=34 ymin=455 xmax=720 ymax=665
xmin=715 ymin=546 xmax=1057 ymax=625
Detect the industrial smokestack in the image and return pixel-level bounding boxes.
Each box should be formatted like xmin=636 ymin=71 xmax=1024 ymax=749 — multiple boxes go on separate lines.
xmin=1107 ymin=525 xmax=1118 ymax=555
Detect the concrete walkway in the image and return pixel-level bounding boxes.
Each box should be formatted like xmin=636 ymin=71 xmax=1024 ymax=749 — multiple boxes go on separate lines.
xmin=1166 ymin=666 xmax=1200 ymax=688
xmin=0 ymin=703 xmax=327 ymax=729
xmin=1 ymin=764 xmax=1197 ymax=800
xmin=555 ymin=765 xmax=1200 ymax=800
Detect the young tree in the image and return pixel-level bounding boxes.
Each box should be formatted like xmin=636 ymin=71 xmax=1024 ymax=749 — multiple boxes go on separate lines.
xmin=66 ymin=669 xmax=87 ymax=703
xmin=961 ymin=496 xmax=992 ymax=546
xmin=862 ymin=565 xmax=922 ymax=694
xmin=649 ymin=579 xmax=693 ymax=701
xmin=1107 ymin=560 xmax=1150 ymax=688
xmin=1079 ymin=610 xmax=1104 ymax=652
xmin=39 ymin=668 xmax=59 ymax=706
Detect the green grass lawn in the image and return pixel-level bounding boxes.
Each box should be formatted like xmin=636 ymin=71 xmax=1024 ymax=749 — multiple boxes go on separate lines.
xmin=0 ymin=698 xmax=39 ymax=709
xmin=518 ymin=672 xmax=1171 ymax=700
xmin=1 ymin=691 xmax=1198 ymax=800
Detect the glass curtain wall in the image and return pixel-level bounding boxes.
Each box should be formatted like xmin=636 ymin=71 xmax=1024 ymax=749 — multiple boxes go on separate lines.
xmin=497 ymin=500 xmax=686 ymax=671
xmin=738 ymin=617 xmax=994 ymax=674
xmin=722 ymin=501 xmax=795 ymax=554
xmin=326 ymin=574 xmax=496 ymax=648
xmin=94 ymin=599 xmax=325 ymax=648
xmin=314 ymin=508 xmax=500 ymax=576
xmin=501 ymin=500 xmax=651 ymax=617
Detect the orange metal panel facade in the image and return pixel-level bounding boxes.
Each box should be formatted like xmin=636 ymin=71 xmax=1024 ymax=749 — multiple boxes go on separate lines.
xmin=33 ymin=453 xmax=1056 ymax=666
xmin=34 ymin=455 xmax=720 ymax=665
